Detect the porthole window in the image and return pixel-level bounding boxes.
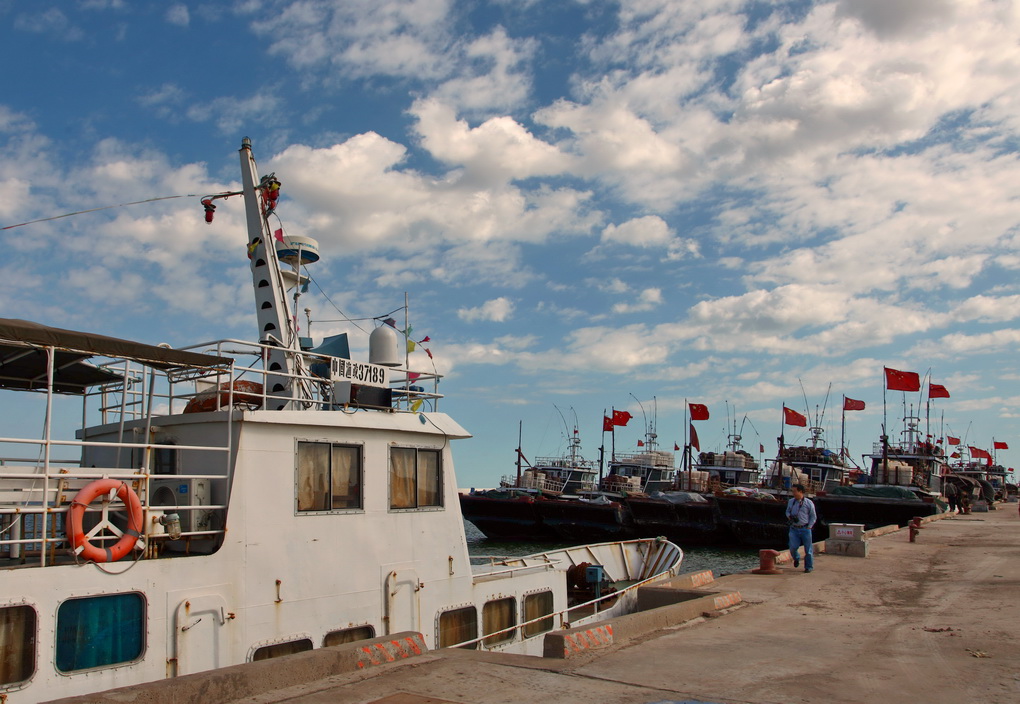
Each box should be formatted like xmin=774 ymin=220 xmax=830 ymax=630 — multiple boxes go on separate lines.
xmin=523 ymin=591 xmax=554 ymax=638
xmin=323 ymin=625 xmax=375 ymax=647
xmin=437 ymin=606 xmax=477 ymax=649
xmin=252 ymin=638 xmax=313 ymax=661
xmin=0 ymin=604 xmax=37 ymax=686
xmin=56 ymin=593 xmax=145 ymax=672
xmin=482 ymin=597 xmax=516 ymax=646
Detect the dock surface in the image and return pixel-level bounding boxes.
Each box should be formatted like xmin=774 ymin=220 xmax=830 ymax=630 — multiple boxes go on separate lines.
xmin=54 ymin=506 xmax=1020 ymax=704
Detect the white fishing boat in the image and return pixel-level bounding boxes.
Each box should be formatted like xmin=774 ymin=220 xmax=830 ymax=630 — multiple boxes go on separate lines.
xmin=0 ymin=140 xmax=682 ymax=703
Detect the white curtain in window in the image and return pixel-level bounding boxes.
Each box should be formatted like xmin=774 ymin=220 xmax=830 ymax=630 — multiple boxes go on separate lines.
xmin=417 ymin=449 xmax=441 ymax=507
xmin=390 ymin=448 xmax=416 ymax=508
xmin=331 ymin=446 xmax=360 ymax=509
xmin=297 ymin=443 xmax=329 ymax=511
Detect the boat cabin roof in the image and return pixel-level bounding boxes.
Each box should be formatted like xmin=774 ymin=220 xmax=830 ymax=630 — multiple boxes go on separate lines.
xmin=0 ymin=318 xmax=233 ymax=394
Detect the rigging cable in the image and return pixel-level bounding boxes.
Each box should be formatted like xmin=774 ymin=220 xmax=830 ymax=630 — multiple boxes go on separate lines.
xmin=0 ymin=192 xmax=243 ymax=231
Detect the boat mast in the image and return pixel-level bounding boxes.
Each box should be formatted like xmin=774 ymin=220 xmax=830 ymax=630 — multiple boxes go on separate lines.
xmin=516 ymin=420 xmax=523 ymax=485
xmin=239 ymin=138 xmax=303 ymax=410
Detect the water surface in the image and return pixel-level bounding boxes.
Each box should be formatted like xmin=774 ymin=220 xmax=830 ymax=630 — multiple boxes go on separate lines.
xmin=464 ymin=520 xmax=759 ymax=577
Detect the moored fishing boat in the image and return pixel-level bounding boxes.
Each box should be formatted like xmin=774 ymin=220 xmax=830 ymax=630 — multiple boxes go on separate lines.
xmin=0 ymin=140 xmax=683 ymax=703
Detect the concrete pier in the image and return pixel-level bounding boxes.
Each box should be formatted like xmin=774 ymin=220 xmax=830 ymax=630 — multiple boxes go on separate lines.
xmin=51 ymin=506 xmax=1020 ymax=704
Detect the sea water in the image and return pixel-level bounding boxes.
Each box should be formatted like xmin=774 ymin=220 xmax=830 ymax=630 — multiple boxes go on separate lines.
xmin=464 ymin=520 xmax=759 ymax=577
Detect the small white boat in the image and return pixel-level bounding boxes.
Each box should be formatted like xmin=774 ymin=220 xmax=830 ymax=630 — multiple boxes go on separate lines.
xmin=0 ymin=139 xmax=682 ymax=703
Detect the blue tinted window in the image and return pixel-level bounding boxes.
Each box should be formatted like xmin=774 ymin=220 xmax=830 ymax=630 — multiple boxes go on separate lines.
xmin=56 ymin=593 xmax=145 ymax=672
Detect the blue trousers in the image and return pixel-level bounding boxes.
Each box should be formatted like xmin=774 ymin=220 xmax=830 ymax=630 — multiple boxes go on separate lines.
xmin=788 ymin=527 xmax=813 ymax=570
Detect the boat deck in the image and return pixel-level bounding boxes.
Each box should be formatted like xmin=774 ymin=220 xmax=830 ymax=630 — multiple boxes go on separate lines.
xmin=54 ymin=502 xmax=1020 ymax=704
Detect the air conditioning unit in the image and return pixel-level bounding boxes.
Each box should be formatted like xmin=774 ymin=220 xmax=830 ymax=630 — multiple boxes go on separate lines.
xmin=150 ymin=478 xmax=213 ymax=533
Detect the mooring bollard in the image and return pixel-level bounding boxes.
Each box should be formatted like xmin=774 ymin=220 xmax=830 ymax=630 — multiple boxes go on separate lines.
xmin=908 ymin=516 xmax=923 ymax=543
xmin=751 ymin=548 xmax=782 ymax=574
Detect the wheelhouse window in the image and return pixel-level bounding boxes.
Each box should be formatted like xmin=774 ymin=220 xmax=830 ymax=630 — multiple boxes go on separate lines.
xmin=0 ymin=604 xmax=36 ymax=686
xmin=389 ymin=448 xmax=442 ymax=509
xmin=437 ymin=606 xmax=477 ymax=649
xmin=55 ymin=593 xmax=145 ymax=672
xmin=296 ymin=442 xmax=363 ymax=512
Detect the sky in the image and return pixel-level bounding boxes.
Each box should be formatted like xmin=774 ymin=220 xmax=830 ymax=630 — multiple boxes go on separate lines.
xmin=3 ymin=0 xmax=1020 ymax=488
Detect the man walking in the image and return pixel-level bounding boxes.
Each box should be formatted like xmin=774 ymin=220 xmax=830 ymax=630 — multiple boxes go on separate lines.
xmin=786 ymin=483 xmax=816 ymax=573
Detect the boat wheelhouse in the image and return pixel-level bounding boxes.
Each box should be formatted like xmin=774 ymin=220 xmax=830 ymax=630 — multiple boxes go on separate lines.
xmin=863 ymin=414 xmax=948 ymax=494
xmin=0 ymin=140 xmax=682 ymax=703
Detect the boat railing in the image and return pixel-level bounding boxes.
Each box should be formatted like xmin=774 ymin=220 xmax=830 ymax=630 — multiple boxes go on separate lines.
xmin=531 ymin=456 xmax=599 ymax=470
xmin=612 ymin=451 xmax=675 ymax=468
xmin=0 ymin=433 xmax=231 ymax=567
xmin=871 ymin=440 xmax=943 ymax=456
xmin=172 ymin=338 xmax=443 ymax=414
xmin=457 ymin=539 xmax=682 ymax=650
xmin=502 ymin=473 xmax=598 ymax=493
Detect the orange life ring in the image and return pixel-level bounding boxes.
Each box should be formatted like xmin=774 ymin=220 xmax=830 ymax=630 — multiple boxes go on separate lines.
xmin=67 ymin=479 xmax=144 ymax=563
xmin=184 ymin=379 xmax=264 ymax=413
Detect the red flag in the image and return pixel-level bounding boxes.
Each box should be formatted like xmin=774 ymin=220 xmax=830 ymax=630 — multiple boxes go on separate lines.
xmin=688 ymin=403 xmax=709 ymax=421
xmin=759 ymin=444 xmax=765 ymax=453
xmin=950 ymin=452 xmax=960 ymax=458
xmin=929 ymin=383 xmax=950 ymax=399
xmin=690 ymin=424 xmax=700 ymax=452
xmin=970 ymin=446 xmax=991 ymax=460
xmin=947 ymin=435 xmax=960 ymax=445
xmin=674 ymin=443 xmax=680 ymax=451
xmin=637 ymin=439 xmax=644 ymax=447
xmin=885 ymin=367 xmax=920 ymax=392
xmin=783 ymin=406 xmax=807 ymax=427
xmin=612 ymin=410 xmax=633 ymax=426
xmin=843 ymin=397 xmax=865 ymax=411
xmin=603 ymin=415 xmax=614 ymax=432
xmin=274 ymin=228 xmax=285 ymax=243
xmin=994 ymin=441 xmax=1009 ymax=450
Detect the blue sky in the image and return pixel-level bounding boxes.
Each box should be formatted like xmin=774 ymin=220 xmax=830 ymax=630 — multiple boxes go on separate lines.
xmin=3 ymin=0 xmax=1019 ymax=487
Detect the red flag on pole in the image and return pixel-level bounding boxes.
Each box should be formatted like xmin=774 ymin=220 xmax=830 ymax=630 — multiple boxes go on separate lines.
xmin=929 ymin=383 xmax=950 ymax=399
xmin=843 ymin=397 xmax=865 ymax=411
xmin=688 ymin=403 xmax=710 ymax=421
xmin=885 ymin=367 xmax=920 ymax=392
xmin=637 ymin=440 xmax=644 ymax=447
xmin=674 ymin=443 xmax=680 ymax=451
xmin=759 ymin=443 xmax=765 ymax=453
xmin=690 ymin=424 xmax=700 ymax=452
xmin=994 ymin=441 xmax=1009 ymax=450
xmin=970 ymin=446 xmax=991 ymax=460
xmin=612 ymin=410 xmax=633 ymax=426
xmin=947 ymin=435 xmax=960 ymax=445
xmin=783 ymin=406 xmax=807 ymax=427
xmin=603 ymin=415 xmax=614 ymax=432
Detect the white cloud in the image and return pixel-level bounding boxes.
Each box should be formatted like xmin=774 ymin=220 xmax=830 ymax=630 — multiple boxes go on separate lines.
xmin=458 ymin=297 xmax=515 ymax=322
xmin=13 ymin=8 xmax=84 ymax=41
xmin=601 ymin=216 xmax=672 ymax=247
xmin=612 ymin=287 xmax=662 ymax=314
xmin=410 ymin=99 xmax=571 ymax=182
xmin=166 ymin=4 xmax=190 ymax=27
xmin=249 ymin=0 xmax=456 ymax=78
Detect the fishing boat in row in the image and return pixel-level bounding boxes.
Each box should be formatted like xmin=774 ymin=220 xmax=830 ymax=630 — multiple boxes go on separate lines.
xmin=0 ymin=140 xmax=683 ymax=703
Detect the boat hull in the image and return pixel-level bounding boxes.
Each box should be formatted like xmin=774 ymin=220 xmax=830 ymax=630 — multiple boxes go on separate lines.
xmin=624 ymin=495 xmax=728 ymax=545
xmin=459 ymin=492 xmax=558 ymax=541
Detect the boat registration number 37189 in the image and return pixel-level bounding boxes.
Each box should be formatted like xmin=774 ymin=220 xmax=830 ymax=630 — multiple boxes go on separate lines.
xmin=331 ymin=358 xmax=389 ymax=388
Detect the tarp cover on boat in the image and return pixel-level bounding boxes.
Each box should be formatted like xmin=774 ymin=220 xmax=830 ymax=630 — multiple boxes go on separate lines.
xmin=827 ymin=485 xmax=921 ymax=501
xmin=648 ymin=491 xmax=709 ymax=503
xmin=0 ymin=318 xmax=233 ymax=394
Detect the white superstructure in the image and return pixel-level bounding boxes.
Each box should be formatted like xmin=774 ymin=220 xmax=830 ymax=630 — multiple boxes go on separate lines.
xmin=0 ymin=140 xmax=681 ymax=703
